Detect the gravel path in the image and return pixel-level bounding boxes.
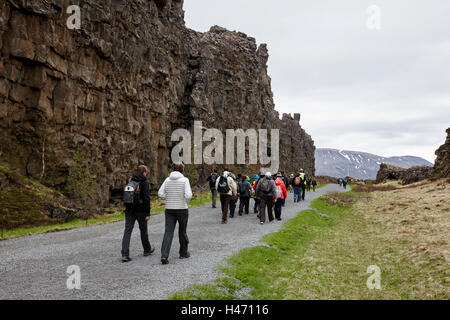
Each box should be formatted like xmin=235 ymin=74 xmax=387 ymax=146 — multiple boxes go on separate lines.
xmin=0 ymin=184 xmax=344 ymax=300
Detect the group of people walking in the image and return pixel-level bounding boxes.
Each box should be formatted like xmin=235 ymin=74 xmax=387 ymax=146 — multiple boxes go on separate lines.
xmin=207 ymin=168 xmax=316 ymax=225
xmin=120 ymin=163 xmax=317 ymax=265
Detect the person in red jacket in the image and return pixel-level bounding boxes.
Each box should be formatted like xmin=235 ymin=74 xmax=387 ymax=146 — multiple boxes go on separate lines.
xmin=274 ymin=176 xmax=287 ymax=221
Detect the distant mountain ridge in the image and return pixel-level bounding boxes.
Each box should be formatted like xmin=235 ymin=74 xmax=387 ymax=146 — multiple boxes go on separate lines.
xmin=315 ymin=148 xmax=433 ymax=180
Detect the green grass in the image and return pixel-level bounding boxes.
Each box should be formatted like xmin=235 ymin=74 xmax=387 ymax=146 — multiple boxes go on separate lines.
xmin=170 ymin=189 xmax=448 ymax=300
xmin=1 ymin=191 xmax=215 ymax=241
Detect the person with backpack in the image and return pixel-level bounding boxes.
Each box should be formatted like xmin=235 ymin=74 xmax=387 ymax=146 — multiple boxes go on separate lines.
xmin=158 ymin=162 xmax=193 ymax=265
xmin=289 ymin=174 xmax=294 ymax=192
xmin=252 ymin=174 xmax=260 ymax=214
xmin=215 ymin=168 xmax=237 ymax=224
xmin=343 ymin=179 xmax=348 ymax=189
xmin=121 ymin=165 xmax=154 ymax=263
xmin=291 ymin=174 xmax=302 ymax=203
xmin=276 ymin=173 xmax=287 ymax=207
xmin=306 ymin=178 xmax=311 ymax=192
xmin=274 ymin=177 xmax=287 ymax=221
xmin=299 ymin=169 xmax=307 ymax=201
xmin=255 ymin=172 xmax=277 ymax=225
xmin=207 ymin=168 xmax=219 ymax=208
xmin=238 ymin=175 xmax=252 ymax=215
xmin=312 ymin=178 xmax=317 ymax=191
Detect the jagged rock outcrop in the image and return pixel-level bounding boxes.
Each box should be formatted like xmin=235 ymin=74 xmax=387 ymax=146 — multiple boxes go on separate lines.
xmin=434 ymin=128 xmax=450 ymax=179
xmin=376 ymin=163 xmax=433 ymax=185
xmin=401 ymin=166 xmax=434 ymax=185
xmin=0 ymin=0 xmax=315 ymax=207
xmin=376 ymin=164 xmax=405 ymax=183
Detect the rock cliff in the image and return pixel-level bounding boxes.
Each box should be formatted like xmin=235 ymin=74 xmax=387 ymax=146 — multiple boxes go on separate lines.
xmin=0 ymin=0 xmax=315 ymax=207
xmin=434 ymin=128 xmax=450 ymax=179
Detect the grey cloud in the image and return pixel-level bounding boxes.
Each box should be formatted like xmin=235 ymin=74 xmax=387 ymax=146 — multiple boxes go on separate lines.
xmin=184 ymin=0 xmax=450 ymax=163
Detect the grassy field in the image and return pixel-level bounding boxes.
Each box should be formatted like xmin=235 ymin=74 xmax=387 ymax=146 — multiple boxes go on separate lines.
xmin=171 ymin=180 xmax=449 ymax=300
xmin=0 ymin=191 xmax=214 ymax=240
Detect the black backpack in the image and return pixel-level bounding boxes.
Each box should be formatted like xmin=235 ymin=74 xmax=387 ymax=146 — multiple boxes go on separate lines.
xmin=209 ymin=174 xmax=218 ymax=189
xmin=123 ymin=180 xmax=142 ymax=207
xmin=217 ymin=175 xmax=230 ymax=194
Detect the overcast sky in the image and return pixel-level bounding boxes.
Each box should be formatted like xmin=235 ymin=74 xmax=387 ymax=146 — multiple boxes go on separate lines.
xmin=183 ymin=0 xmax=450 ymax=163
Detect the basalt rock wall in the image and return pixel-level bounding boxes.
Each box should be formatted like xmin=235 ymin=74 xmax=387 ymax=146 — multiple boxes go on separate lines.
xmin=0 ymin=0 xmax=315 ymax=207
xmin=434 ymin=128 xmax=450 ymax=179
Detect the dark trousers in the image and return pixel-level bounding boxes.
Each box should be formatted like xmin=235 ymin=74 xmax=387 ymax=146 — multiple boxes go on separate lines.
xmin=253 ymin=197 xmax=260 ymax=213
xmin=211 ymin=189 xmax=218 ymax=208
xmin=259 ymin=196 xmax=274 ymax=223
xmin=121 ymin=210 xmax=151 ymax=257
xmin=161 ymin=209 xmax=189 ymax=259
xmin=301 ymin=186 xmax=306 ymax=200
xmin=275 ymin=198 xmax=284 ymax=219
xmin=230 ymin=197 xmax=237 ymax=217
xmin=239 ymin=196 xmax=250 ymax=214
xmin=220 ymin=194 xmax=232 ymax=221
xmin=293 ymin=187 xmax=302 ymax=202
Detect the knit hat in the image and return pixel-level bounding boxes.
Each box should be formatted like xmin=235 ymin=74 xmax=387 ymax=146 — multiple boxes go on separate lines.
xmin=253 ymin=174 xmax=259 ymax=180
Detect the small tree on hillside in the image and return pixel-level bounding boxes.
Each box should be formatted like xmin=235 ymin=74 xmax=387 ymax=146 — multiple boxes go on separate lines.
xmin=65 ymin=148 xmax=97 ymax=225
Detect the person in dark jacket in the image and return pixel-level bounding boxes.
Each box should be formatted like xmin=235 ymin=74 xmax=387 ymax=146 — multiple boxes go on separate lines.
xmin=306 ymin=178 xmax=311 ymax=191
xmin=255 ymin=172 xmax=277 ymax=224
xmin=312 ymin=178 xmax=317 ymax=191
xmin=121 ymin=165 xmax=154 ymax=262
xmin=238 ymin=176 xmax=252 ymax=215
xmin=206 ymin=168 xmax=219 ymax=208
xmin=252 ymin=174 xmax=260 ymax=214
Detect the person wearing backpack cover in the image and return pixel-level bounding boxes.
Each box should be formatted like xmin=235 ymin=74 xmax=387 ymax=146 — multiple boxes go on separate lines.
xmin=121 ymin=165 xmax=154 ymax=263
xmin=274 ymin=177 xmax=287 ymax=221
xmin=238 ymin=175 xmax=252 ymax=215
xmin=215 ymin=168 xmax=237 ymax=224
xmin=158 ymin=162 xmax=193 ymax=265
xmin=207 ymin=168 xmax=219 ymax=208
xmin=255 ymin=172 xmax=277 ymax=225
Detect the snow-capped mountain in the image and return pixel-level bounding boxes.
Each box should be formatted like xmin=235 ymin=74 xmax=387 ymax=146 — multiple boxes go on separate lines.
xmin=315 ymin=148 xmax=433 ymax=180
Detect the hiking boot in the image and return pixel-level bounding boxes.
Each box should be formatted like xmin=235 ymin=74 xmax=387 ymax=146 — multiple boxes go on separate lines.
xmin=161 ymin=258 xmax=169 ymax=265
xmin=180 ymin=252 xmax=191 ymax=259
xmin=260 ymin=221 xmax=264 ymax=225
xmin=122 ymin=256 xmax=132 ymax=263
xmin=221 ymin=219 xmax=228 ymax=224
xmin=143 ymin=246 xmax=155 ymax=256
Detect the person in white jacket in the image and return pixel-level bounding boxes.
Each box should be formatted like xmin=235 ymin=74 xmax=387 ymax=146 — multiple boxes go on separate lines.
xmin=158 ymin=162 xmax=193 ymax=265
xmin=215 ymin=168 xmax=237 ymax=224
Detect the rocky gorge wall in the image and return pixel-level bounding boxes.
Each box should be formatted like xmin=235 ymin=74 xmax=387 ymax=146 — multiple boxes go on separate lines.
xmin=0 ymin=0 xmax=315 ymax=207
xmin=434 ymin=128 xmax=450 ymax=179
xmin=376 ymin=128 xmax=450 ymax=185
